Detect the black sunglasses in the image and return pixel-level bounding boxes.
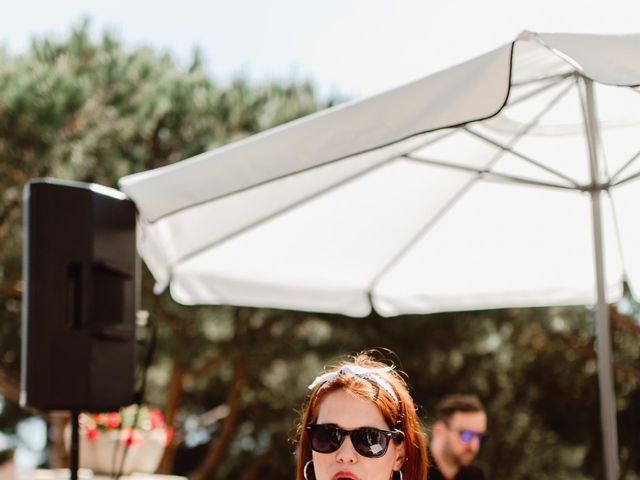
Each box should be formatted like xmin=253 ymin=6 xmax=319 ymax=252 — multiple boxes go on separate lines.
xmin=306 ymin=424 xmax=404 ymax=458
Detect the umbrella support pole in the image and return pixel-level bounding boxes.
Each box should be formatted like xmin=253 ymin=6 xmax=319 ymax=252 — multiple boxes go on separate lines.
xmin=582 ymin=77 xmax=620 ymax=480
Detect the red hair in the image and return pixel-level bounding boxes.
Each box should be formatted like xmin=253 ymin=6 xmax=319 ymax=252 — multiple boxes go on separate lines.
xmin=295 ymin=352 xmax=427 ymax=480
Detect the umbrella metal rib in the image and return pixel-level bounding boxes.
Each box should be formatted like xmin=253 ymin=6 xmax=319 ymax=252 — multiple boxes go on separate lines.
xmin=395 ymin=76 xmax=582 ymax=194
xmin=364 ymin=82 xmax=562 ymax=297
xmin=463 ymin=126 xmax=581 ymax=188
xmin=611 ymin=151 xmax=640 ymax=185
xmin=143 ymin=134 xmax=466 ymax=226
xmin=605 ymin=190 xmax=632 ymax=286
xmin=402 ymin=154 xmax=575 ymax=191
xmin=508 ymin=72 xmax=576 ymax=106
xmin=463 ymin=79 xmax=581 ymax=187
xmin=511 ymin=71 xmax=575 ymax=86
xmin=613 ymin=169 xmax=640 ymax=187
xmin=161 ymin=131 xmax=459 ymax=280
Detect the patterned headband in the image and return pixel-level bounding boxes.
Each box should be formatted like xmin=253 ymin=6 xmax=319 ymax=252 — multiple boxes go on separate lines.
xmin=307 ymin=364 xmax=399 ymax=406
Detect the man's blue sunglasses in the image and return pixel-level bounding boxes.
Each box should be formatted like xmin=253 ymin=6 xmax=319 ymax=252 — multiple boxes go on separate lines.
xmin=445 ymin=423 xmax=488 ymax=444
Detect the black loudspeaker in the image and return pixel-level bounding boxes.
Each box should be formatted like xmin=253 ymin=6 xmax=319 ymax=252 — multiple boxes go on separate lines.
xmin=21 ymin=178 xmax=139 ymax=411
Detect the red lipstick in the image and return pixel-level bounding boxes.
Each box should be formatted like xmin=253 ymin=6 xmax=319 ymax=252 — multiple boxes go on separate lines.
xmin=332 ymin=472 xmax=360 ymax=480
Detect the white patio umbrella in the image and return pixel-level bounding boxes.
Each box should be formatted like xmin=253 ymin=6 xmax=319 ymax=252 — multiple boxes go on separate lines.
xmin=119 ymin=31 xmax=640 ymax=479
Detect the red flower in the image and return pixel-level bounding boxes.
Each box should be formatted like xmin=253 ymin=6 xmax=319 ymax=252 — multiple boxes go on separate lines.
xmin=106 ymin=412 xmax=121 ymax=429
xmin=96 ymin=413 xmax=107 ymax=423
xmin=149 ymin=409 xmax=164 ymax=430
xmin=85 ymin=428 xmax=99 ymax=440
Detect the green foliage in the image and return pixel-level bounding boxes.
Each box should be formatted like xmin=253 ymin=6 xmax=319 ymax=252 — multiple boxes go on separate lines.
xmin=0 ymin=19 xmax=325 ymax=472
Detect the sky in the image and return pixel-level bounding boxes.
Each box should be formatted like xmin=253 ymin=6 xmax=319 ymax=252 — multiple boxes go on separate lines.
xmin=1 ymin=0 xmax=640 ymax=100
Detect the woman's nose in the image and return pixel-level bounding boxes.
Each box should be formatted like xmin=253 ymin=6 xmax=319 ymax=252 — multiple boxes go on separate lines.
xmin=336 ymin=436 xmax=358 ymax=464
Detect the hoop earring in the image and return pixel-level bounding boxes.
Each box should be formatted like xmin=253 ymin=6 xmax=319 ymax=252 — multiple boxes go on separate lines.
xmin=393 ymin=469 xmax=403 ymax=480
xmin=304 ymin=460 xmax=314 ymax=480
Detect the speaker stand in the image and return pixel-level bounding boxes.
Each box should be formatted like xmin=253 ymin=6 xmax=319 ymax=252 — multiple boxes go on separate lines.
xmin=69 ymin=410 xmax=79 ymax=480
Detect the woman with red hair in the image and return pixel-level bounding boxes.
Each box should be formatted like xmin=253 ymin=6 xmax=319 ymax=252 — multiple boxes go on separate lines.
xmin=295 ymin=352 xmax=427 ymax=480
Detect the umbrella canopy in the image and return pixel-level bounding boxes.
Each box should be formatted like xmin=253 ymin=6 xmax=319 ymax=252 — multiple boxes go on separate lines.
xmin=120 ymin=31 xmax=640 ymax=317
xmin=119 ymin=31 xmax=640 ymax=479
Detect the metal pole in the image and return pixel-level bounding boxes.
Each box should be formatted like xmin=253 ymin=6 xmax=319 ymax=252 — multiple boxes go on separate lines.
xmin=70 ymin=410 xmax=79 ymax=480
xmin=581 ymin=77 xmax=620 ymax=480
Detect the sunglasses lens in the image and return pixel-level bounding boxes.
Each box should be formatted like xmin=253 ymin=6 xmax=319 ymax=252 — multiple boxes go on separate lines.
xmin=308 ymin=425 xmax=343 ymax=453
xmin=459 ymin=430 xmax=486 ymax=444
xmin=460 ymin=430 xmax=474 ymax=443
xmin=351 ymin=428 xmax=389 ymax=458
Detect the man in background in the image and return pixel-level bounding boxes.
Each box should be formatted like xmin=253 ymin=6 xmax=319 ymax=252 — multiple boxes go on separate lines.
xmin=428 ymin=394 xmax=488 ymax=480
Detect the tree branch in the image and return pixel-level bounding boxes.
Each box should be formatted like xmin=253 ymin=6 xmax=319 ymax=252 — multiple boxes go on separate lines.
xmin=239 ymin=440 xmax=278 ymax=480
xmin=610 ymin=306 xmax=640 ymax=336
xmin=157 ymin=360 xmax=187 ymax=474
xmin=555 ymin=328 xmax=640 ymax=383
xmin=0 ymin=281 xmax=21 ymax=299
xmin=191 ymin=356 xmax=248 ymax=480
xmin=186 ymin=355 xmax=224 ymax=379
xmin=0 ymin=370 xmax=20 ymax=404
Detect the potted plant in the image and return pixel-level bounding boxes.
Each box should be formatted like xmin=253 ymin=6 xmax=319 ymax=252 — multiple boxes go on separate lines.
xmin=70 ymin=404 xmax=172 ymax=475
